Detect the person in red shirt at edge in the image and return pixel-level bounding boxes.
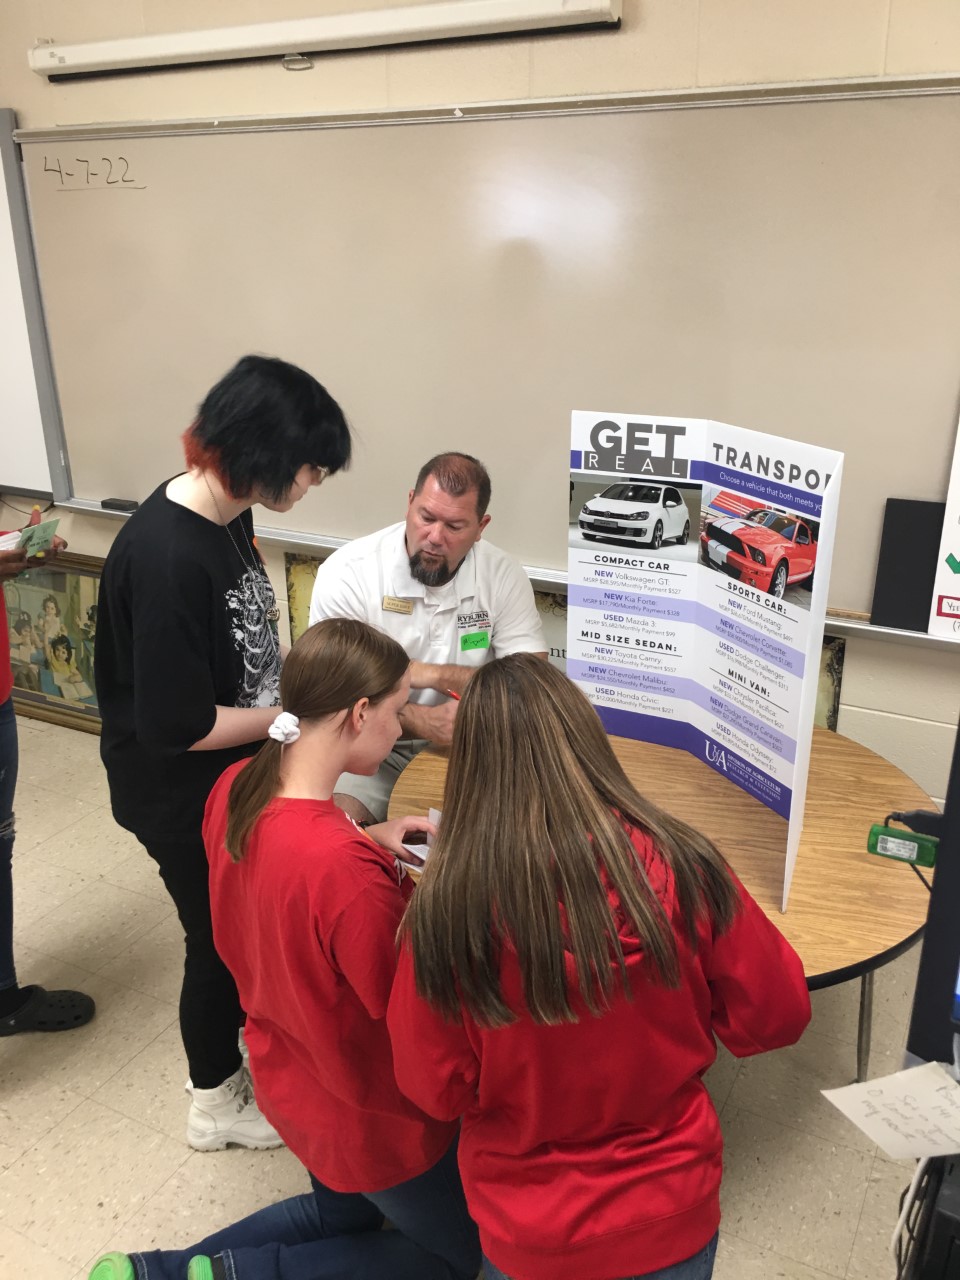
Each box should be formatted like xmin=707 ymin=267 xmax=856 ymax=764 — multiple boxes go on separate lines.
xmin=388 ymin=654 xmax=812 ymax=1280
xmin=89 ymin=618 xmax=480 ymax=1280
xmin=1 ymin=516 xmax=94 ymax=1036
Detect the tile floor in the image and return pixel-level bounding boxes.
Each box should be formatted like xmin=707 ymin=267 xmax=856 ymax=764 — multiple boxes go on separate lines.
xmin=1 ymin=715 xmax=921 ymax=1280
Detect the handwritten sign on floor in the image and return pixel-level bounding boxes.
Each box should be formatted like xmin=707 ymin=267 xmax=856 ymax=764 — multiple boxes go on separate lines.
xmin=822 ymin=1061 xmax=960 ymax=1160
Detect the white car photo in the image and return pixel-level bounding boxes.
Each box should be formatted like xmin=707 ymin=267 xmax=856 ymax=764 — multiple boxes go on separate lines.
xmin=578 ymin=482 xmax=691 ymax=550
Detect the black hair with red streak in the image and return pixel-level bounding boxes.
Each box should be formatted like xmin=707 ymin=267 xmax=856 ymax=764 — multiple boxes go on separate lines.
xmin=182 ymin=355 xmax=351 ymax=501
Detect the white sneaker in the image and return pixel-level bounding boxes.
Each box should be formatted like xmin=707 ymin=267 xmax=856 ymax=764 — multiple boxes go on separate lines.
xmin=186 ymin=1066 xmax=283 ymax=1151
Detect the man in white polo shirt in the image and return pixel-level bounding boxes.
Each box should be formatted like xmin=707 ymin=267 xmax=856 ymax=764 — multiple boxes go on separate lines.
xmin=309 ymin=452 xmax=547 ymax=823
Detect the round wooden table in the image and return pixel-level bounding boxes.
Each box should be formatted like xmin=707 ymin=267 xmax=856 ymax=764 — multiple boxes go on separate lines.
xmin=389 ymin=727 xmax=933 ymax=1081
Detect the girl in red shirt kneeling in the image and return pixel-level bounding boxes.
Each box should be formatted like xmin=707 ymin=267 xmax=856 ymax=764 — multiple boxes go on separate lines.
xmin=388 ymin=653 xmax=812 ymax=1280
xmin=90 ymin=619 xmax=479 ymax=1280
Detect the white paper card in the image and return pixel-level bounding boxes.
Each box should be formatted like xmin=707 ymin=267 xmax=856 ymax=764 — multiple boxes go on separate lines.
xmin=822 ymin=1061 xmax=960 ymax=1159
xmin=17 ymin=517 xmax=59 ymax=556
xmin=400 ymin=807 xmax=442 ymax=873
xmin=0 ymin=519 xmax=59 ymax=553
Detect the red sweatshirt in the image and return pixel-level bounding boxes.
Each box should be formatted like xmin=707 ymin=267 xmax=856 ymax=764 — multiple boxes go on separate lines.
xmin=203 ymin=761 xmax=457 ymax=1192
xmin=388 ymin=823 xmax=811 ymax=1280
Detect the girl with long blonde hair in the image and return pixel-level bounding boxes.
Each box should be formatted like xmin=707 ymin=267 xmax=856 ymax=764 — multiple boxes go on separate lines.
xmin=389 ymin=653 xmax=811 ymax=1280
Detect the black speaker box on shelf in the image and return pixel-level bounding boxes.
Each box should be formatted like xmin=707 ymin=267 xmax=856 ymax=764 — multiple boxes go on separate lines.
xmin=870 ymin=498 xmax=946 ymax=632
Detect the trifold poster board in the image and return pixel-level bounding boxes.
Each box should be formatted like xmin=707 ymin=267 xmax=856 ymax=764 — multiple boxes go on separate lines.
xmin=928 ymin=415 xmax=960 ymax=638
xmin=567 ymin=413 xmax=843 ymax=909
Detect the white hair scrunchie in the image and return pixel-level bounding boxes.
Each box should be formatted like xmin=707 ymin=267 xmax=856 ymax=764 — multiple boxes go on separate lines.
xmin=268 ymin=711 xmax=301 ymax=745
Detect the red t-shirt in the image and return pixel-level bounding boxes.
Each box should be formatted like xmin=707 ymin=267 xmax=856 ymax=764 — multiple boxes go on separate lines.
xmin=0 ymin=532 xmax=13 ymax=704
xmin=203 ymin=760 xmax=457 ymax=1192
xmin=388 ymin=823 xmax=811 ymax=1280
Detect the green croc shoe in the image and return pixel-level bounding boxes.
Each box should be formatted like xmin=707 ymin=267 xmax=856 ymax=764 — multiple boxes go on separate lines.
xmin=186 ymin=1258 xmax=215 ymax=1280
xmin=88 ymin=1254 xmax=135 ymax=1280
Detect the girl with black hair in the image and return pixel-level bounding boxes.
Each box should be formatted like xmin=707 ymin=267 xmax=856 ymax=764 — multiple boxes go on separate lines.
xmin=95 ymin=354 xmax=351 ymax=1150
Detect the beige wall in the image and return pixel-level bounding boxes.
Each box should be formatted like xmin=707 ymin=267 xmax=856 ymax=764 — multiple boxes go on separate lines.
xmin=3 ymin=0 xmax=959 ymax=800
xmin=2 ymin=0 xmax=960 ymax=131
xmin=838 ymin=639 xmax=960 ymax=808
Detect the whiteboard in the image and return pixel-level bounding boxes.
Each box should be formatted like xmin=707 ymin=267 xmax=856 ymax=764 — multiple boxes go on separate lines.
xmin=16 ymin=92 xmax=960 ymax=611
xmin=0 ymin=108 xmax=61 ymax=497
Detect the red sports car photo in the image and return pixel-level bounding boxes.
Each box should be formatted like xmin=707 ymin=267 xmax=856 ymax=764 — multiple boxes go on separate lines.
xmin=699 ymin=508 xmax=817 ymax=597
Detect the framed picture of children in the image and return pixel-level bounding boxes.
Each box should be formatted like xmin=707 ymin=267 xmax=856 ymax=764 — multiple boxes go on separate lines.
xmin=3 ymin=552 xmax=102 ymax=732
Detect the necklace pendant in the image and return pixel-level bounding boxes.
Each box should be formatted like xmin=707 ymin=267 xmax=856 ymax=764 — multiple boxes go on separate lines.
xmin=266 ymin=606 xmax=281 ymax=623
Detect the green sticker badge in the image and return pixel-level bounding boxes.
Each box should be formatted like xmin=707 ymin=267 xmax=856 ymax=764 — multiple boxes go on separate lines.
xmin=460 ymin=630 xmax=490 ymax=652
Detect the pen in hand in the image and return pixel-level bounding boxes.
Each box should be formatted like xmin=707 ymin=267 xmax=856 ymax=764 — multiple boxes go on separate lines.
xmin=445 ymin=689 xmax=461 ymax=701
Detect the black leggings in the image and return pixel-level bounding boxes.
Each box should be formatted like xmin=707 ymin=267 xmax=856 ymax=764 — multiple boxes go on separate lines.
xmin=140 ymin=832 xmax=243 ymax=1088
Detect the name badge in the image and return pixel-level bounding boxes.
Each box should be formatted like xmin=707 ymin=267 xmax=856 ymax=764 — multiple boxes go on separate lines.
xmin=382 ymin=595 xmax=414 ymax=615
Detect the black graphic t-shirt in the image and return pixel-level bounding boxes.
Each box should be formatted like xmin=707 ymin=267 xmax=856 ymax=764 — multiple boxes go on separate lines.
xmin=95 ymin=481 xmax=281 ymax=841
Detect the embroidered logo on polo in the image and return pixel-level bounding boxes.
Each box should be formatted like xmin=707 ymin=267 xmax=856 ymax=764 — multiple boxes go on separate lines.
xmin=457 ymin=610 xmax=491 ymax=631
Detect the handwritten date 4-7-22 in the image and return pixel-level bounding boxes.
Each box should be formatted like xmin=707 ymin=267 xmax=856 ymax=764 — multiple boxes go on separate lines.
xmin=43 ymin=155 xmax=145 ymax=190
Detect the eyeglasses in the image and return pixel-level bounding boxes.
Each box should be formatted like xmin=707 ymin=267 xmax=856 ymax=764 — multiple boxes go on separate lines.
xmin=311 ymin=465 xmax=331 ymax=486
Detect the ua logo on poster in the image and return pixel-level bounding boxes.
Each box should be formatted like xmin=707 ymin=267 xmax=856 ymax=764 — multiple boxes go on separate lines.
xmin=705 ymin=741 xmax=728 ymax=772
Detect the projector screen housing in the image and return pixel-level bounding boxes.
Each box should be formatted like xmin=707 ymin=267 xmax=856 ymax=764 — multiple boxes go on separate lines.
xmin=29 ymin=0 xmax=622 ymax=80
